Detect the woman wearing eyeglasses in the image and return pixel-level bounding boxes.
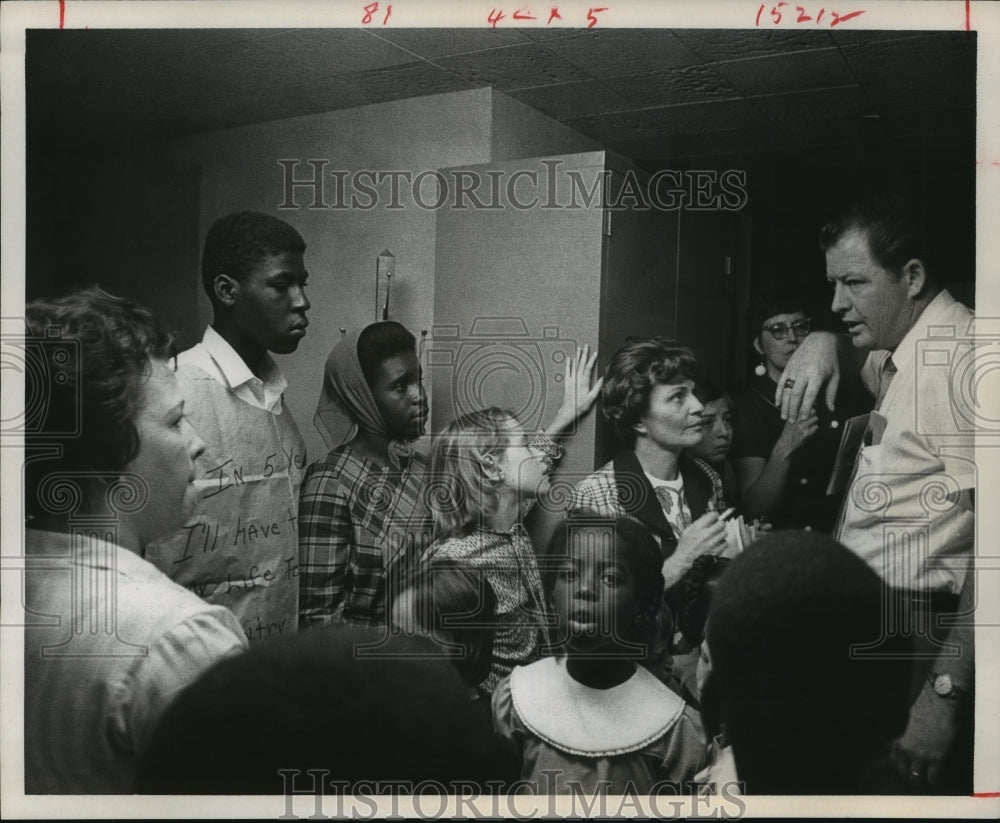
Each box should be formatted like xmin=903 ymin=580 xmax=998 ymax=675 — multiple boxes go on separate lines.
xmin=731 ymin=291 xmax=871 ymax=532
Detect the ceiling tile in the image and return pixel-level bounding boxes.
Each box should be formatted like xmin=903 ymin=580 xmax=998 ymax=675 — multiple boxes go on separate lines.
xmin=864 ymin=79 xmax=975 ymax=117
xmin=715 ymin=48 xmax=855 ymax=95
xmin=517 ymin=26 xmax=595 ymax=42
xmin=507 ymin=80 xmax=635 ymax=119
xmin=106 ymin=28 xmax=296 ymax=68
xmin=25 ymin=25 xmax=975 ymax=179
xmin=675 ymin=29 xmax=835 ymax=61
xmin=336 ymin=61 xmax=479 ymax=105
xmin=841 ymin=33 xmax=975 ymax=87
xmin=830 ymin=30 xmax=933 ymax=47
xmin=746 ymin=86 xmax=875 ymax=125
xmin=606 ymin=64 xmax=739 ymax=107
xmin=637 ymin=99 xmax=763 ymax=135
xmin=192 ymin=80 xmax=370 ymax=126
xmin=258 ymin=30 xmax=420 ymax=74
xmin=563 ymin=109 xmax=666 ymax=143
xmin=544 ymin=29 xmax=702 ymax=77
xmin=431 ymin=42 xmax=591 ymax=90
xmin=370 ymin=28 xmax=533 ymax=57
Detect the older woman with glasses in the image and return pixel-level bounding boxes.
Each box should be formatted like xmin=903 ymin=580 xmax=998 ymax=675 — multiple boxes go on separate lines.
xmin=731 ymin=291 xmax=871 ymax=532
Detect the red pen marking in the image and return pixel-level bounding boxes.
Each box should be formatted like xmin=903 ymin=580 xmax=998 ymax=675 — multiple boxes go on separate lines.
xmin=383 ymin=3 xmax=392 ymax=24
xmin=59 ymin=0 xmax=65 ymax=28
xmin=965 ymin=0 xmax=971 ymax=31
xmin=586 ymin=6 xmax=607 ymax=28
xmin=547 ymin=6 xmax=562 ymax=23
xmin=816 ymin=7 xmax=826 ymax=23
xmin=362 ymin=1 xmax=378 ymax=24
xmin=830 ymin=9 xmax=865 ymax=26
xmin=755 ymin=3 xmax=764 ymax=25
xmin=487 ymin=8 xmax=505 ymax=26
xmin=513 ymin=8 xmax=536 ymax=19
xmin=796 ymin=5 xmax=812 ymax=22
xmin=973 ymin=792 xmax=1000 ymax=797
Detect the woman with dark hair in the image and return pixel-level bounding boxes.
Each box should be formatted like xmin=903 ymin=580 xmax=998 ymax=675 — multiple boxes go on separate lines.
xmin=298 ymin=321 xmax=432 ymax=628
xmin=569 ymin=340 xmax=728 ymax=590
xmin=731 ymin=291 xmax=871 ymax=532
xmin=23 ymin=287 xmax=247 ymax=793
xmin=568 ymin=339 xmax=729 ymax=684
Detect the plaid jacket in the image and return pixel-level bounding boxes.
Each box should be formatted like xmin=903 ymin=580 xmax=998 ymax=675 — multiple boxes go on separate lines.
xmin=298 ymin=445 xmax=432 ymax=628
xmin=568 ymin=450 xmax=725 ymax=550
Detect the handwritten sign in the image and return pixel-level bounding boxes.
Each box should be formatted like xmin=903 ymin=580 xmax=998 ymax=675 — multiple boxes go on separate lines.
xmin=144 ymin=366 xmax=307 ymax=644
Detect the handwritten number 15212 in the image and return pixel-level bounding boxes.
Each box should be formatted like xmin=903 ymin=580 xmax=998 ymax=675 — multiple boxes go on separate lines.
xmin=755 ymin=2 xmax=865 ymax=27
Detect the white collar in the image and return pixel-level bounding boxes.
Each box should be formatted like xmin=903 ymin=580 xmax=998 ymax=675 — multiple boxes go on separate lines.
xmin=890 ymin=289 xmax=969 ymax=376
xmin=510 ymin=657 xmax=686 ymax=757
xmin=201 ymin=325 xmax=285 ymax=395
xmin=644 ymin=471 xmax=683 ymax=489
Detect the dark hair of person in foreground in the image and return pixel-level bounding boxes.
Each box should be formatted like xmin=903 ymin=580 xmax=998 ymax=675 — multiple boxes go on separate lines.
xmin=704 ymin=530 xmax=913 ymax=795
xmin=136 ymin=626 xmax=517 ymax=794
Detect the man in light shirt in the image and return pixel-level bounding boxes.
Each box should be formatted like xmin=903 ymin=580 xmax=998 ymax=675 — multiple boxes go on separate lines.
xmin=146 ymin=211 xmax=311 ymax=643
xmin=778 ymin=193 xmax=975 ymax=792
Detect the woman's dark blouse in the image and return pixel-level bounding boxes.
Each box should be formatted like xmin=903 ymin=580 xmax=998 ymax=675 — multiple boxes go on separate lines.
xmin=730 ymin=373 xmax=872 ymax=532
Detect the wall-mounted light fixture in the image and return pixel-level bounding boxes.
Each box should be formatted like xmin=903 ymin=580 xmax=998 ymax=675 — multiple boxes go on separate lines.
xmin=375 ymin=249 xmax=395 ymax=321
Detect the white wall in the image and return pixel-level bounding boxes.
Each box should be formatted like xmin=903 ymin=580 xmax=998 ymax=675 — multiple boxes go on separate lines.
xmin=170 ymin=87 xmax=599 ymax=464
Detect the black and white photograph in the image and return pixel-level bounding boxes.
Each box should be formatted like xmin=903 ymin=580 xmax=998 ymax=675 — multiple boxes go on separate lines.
xmin=2 ymin=0 xmax=998 ymax=817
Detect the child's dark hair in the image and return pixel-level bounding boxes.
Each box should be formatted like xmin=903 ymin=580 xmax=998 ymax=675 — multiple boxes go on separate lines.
xmin=136 ymin=626 xmax=516 ymax=793
xmin=706 ymin=530 xmax=914 ymax=794
xmin=678 ymin=554 xmax=730 ymax=647
xmin=201 ymin=211 xmax=306 ymax=299
xmin=692 ymin=377 xmax=727 ymax=407
xmin=545 ymin=511 xmax=664 ymax=645
xmin=357 ymin=321 xmax=417 ymax=389
xmin=389 ymin=558 xmax=496 ymax=691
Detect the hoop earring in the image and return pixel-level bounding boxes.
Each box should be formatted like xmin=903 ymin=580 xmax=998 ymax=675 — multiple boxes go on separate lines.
xmin=754 ymin=360 xmax=767 ymax=377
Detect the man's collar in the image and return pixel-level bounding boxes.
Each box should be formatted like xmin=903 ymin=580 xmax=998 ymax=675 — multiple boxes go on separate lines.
xmin=202 ymin=325 xmax=284 ymax=393
xmin=889 ymin=289 xmax=962 ymax=376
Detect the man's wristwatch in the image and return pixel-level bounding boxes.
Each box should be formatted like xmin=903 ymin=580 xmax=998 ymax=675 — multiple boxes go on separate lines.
xmin=929 ymin=672 xmax=970 ymax=701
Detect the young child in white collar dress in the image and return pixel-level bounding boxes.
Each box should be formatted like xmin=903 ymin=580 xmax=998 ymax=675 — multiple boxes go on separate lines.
xmin=491 ymin=511 xmax=708 ymax=795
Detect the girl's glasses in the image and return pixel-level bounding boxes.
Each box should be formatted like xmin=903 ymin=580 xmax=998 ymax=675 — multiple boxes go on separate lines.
xmin=526 ymin=433 xmax=564 ymax=466
xmin=762 ymin=319 xmax=811 ymax=340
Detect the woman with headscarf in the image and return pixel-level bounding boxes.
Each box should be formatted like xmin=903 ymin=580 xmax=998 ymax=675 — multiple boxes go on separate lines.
xmin=298 ymin=321 xmax=432 ymax=628
xmin=298 ymin=324 xmax=602 ymax=629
